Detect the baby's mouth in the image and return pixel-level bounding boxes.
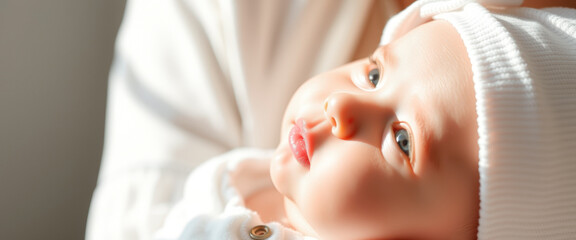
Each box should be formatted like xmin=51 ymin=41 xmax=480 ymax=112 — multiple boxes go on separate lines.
xmin=289 ymin=119 xmax=312 ymax=168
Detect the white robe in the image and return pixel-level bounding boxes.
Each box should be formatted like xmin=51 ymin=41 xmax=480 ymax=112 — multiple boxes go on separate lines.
xmin=86 ymin=1 xmax=400 ymax=239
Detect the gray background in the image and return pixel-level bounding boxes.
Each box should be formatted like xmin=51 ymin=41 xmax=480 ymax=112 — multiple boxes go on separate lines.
xmin=0 ymin=0 xmax=126 ymax=239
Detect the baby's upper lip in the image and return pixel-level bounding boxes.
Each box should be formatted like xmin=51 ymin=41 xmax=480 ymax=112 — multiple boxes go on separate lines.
xmin=297 ymin=119 xmax=314 ymax=161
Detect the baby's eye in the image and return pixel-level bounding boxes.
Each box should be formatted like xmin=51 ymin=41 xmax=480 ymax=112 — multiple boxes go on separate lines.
xmin=368 ymin=68 xmax=380 ymax=87
xmin=395 ymin=128 xmax=411 ymax=157
xmin=384 ymin=122 xmax=415 ymax=168
xmin=352 ymin=59 xmax=382 ymax=91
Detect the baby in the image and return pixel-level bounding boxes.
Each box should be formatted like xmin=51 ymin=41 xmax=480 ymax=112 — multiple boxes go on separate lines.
xmin=156 ymin=0 xmax=576 ymax=239
xmin=270 ymin=19 xmax=479 ymax=239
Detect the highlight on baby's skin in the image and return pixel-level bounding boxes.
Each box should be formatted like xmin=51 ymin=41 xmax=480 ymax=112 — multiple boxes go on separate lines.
xmin=270 ymin=20 xmax=480 ymax=240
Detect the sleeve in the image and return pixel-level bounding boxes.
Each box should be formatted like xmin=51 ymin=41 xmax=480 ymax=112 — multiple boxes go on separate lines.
xmin=153 ymin=149 xmax=314 ymax=240
xmin=86 ymin=0 xmax=381 ymax=239
xmin=163 ymin=212 xmax=312 ymax=240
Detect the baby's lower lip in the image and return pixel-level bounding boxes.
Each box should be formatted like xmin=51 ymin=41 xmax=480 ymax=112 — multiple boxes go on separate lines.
xmin=289 ymin=121 xmax=310 ymax=168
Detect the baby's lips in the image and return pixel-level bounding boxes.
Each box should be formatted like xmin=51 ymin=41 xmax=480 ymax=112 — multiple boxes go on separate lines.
xmin=289 ymin=120 xmax=311 ymax=168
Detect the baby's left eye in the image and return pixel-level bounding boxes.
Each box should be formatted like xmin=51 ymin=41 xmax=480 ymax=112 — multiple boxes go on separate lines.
xmin=367 ymin=68 xmax=380 ymax=88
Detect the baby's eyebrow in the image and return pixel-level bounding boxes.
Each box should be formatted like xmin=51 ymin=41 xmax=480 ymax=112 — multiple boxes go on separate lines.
xmin=370 ymin=45 xmax=394 ymax=68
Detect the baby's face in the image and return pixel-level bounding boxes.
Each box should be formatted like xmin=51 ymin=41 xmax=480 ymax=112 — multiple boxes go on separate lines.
xmin=271 ymin=20 xmax=480 ymax=239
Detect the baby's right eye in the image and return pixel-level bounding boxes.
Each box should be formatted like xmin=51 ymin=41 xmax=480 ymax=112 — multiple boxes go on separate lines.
xmin=368 ymin=68 xmax=380 ymax=87
xmin=395 ymin=128 xmax=411 ymax=157
xmin=390 ymin=122 xmax=414 ymax=167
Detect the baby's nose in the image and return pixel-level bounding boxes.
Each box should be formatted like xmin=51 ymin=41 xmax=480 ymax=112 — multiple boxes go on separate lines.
xmin=323 ymin=92 xmax=362 ymax=139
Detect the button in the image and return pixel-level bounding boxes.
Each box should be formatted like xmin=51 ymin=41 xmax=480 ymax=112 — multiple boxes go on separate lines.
xmin=249 ymin=225 xmax=272 ymax=239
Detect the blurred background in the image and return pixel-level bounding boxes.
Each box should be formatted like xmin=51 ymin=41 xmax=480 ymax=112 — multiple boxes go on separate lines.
xmin=0 ymin=0 xmax=126 ymax=239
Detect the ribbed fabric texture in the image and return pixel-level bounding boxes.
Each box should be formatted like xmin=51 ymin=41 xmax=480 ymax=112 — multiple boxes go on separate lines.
xmin=382 ymin=0 xmax=576 ymax=239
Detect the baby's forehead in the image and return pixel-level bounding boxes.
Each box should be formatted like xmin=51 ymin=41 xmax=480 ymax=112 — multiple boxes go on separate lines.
xmin=382 ymin=20 xmax=471 ymax=84
xmin=389 ymin=20 xmax=461 ymax=58
xmin=383 ymin=20 xmax=475 ymax=133
xmin=370 ymin=20 xmax=462 ymax=72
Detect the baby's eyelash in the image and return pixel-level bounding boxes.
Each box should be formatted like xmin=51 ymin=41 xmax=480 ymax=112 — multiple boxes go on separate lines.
xmin=369 ymin=45 xmax=393 ymax=75
xmin=368 ymin=54 xmax=377 ymax=65
xmin=368 ymin=54 xmax=384 ymax=74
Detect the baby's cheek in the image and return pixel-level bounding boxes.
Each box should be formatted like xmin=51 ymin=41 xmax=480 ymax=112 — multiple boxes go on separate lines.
xmin=300 ymin=191 xmax=359 ymax=238
xmin=297 ymin=176 xmax=354 ymax=234
xmin=301 ymin=169 xmax=381 ymax=237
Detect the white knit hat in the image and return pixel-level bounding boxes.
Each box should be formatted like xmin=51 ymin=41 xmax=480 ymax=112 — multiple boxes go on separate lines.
xmin=381 ymin=0 xmax=576 ymax=239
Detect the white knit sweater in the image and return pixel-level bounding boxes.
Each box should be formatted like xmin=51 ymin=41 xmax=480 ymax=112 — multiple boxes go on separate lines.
xmin=382 ymin=0 xmax=576 ymax=239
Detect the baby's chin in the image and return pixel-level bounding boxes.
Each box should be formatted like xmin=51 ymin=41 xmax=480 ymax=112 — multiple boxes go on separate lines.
xmin=269 ymin=142 xmax=291 ymax=199
xmin=281 ymin=197 xmax=322 ymax=238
